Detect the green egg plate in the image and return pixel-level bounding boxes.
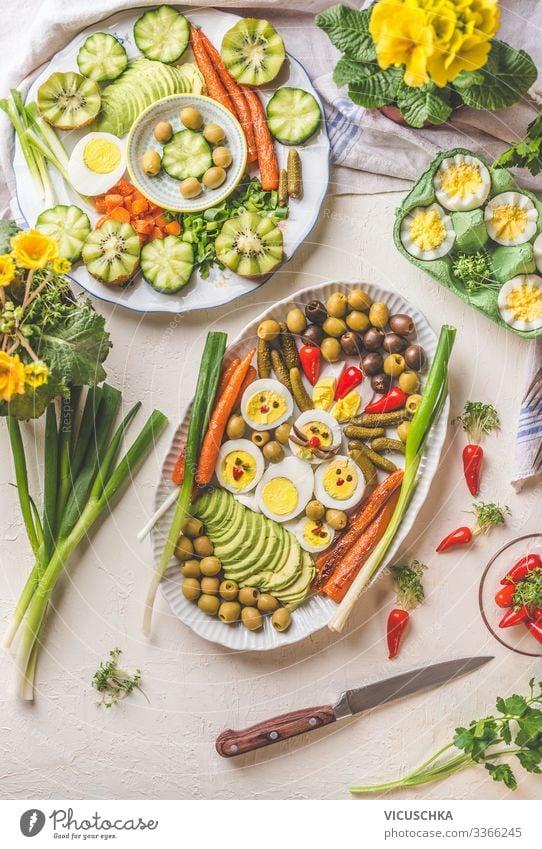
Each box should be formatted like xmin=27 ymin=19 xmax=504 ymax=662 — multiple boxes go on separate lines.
xmin=393 ymin=147 xmax=542 ymax=339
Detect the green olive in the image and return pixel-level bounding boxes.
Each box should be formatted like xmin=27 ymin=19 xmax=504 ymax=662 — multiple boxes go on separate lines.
xmin=326 ymin=292 xmax=349 ymax=318
xmin=286 ymin=307 xmax=307 ymax=334
xmin=305 ymin=499 xmax=325 ymax=521
xmin=274 ymin=422 xmax=292 ymax=445
xmin=271 ymin=607 xmax=292 ymax=632
xmin=182 ymin=517 xmax=204 ymax=538
xmin=241 ymin=606 xmax=263 ymax=631
xmin=348 ymin=289 xmax=373 ymax=312
xmin=322 ymin=316 xmax=347 ymax=338
xmin=238 ymin=586 xmax=259 ymax=606
xmin=200 ymin=555 xmax=221 ymax=576
xmin=369 ymin=301 xmax=390 ymax=329
xmin=252 ymin=430 xmax=271 ymax=447
xmin=182 ymin=577 xmax=201 ymax=602
xmin=174 ymin=535 xmax=194 ymax=561
xmin=203 ymin=123 xmax=225 ymax=144
xmin=257 ymin=593 xmax=279 ymax=613
xmin=383 ymin=353 xmax=406 ymax=377
xmin=202 ymin=166 xmax=226 ymax=189
xmin=201 ymin=576 xmax=220 ymax=595
xmin=212 ymin=146 xmax=232 ymax=168
xmin=346 ymin=310 xmax=370 ymax=333
xmin=198 ymin=594 xmax=220 ymax=616
xmin=219 ymin=580 xmax=239 ymax=601
xmin=180 ymin=107 xmax=203 ymax=130
xmin=226 ymin=414 xmax=246 ymax=440
xmin=180 ymin=558 xmax=201 ymax=579
xmin=397 ymin=420 xmax=411 ymax=443
xmin=406 ymin=393 xmax=422 ymax=415
xmin=179 ymin=177 xmax=202 ymax=199
xmin=263 ymin=440 xmax=284 ymax=463
xmin=193 ymin=535 xmax=214 ymax=557
xmin=154 ymin=121 xmax=173 ymax=143
xmin=326 ymin=508 xmax=348 ymax=530
xmin=141 ymin=150 xmax=161 ymax=176
xmin=399 ymin=370 xmax=420 ymax=394
xmin=321 ymin=337 xmax=341 ymax=363
xmin=219 ymin=601 xmax=241 ymax=623
xmin=257 ymin=319 xmax=280 ymax=342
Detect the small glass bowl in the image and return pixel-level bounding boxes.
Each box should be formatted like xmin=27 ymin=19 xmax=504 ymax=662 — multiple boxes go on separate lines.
xmin=479 ymin=533 xmax=542 ymax=657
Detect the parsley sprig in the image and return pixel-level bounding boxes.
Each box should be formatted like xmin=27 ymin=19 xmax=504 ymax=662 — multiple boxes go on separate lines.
xmin=92 ymin=648 xmax=148 ymax=708
xmin=453 ymin=401 xmax=501 ymax=443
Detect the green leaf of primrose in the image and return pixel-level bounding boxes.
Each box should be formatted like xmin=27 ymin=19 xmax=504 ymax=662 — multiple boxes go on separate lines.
xmin=454 ymin=39 xmax=537 ymax=111
xmin=396 ymin=82 xmax=452 ymax=128
xmin=34 ymin=302 xmax=111 ymax=388
xmin=316 ymin=4 xmax=376 ymax=62
xmin=346 ymin=64 xmax=403 ymax=110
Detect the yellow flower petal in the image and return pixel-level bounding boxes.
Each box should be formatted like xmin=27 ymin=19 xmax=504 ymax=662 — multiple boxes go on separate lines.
xmin=0 ymin=352 xmax=26 ymax=402
xmin=10 ymin=230 xmax=59 ymax=270
xmin=0 ymin=254 xmax=16 ymax=287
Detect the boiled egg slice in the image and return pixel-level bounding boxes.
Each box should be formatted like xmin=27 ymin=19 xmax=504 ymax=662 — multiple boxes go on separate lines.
xmin=400 ymin=203 xmax=455 ymax=260
xmin=294 ymin=516 xmax=334 ymax=554
xmin=68 ymin=132 xmax=126 ymax=196
xmin=241 ymin=378 xmax=293 ymax=431
xmin=433 ymin=153 xmax=491 ymax=211
xmin=314 ymin=454 xmax=365 ymax=511
xmin=289 ymin=409 xmax=341 ymax=465
xmin=255 ymin=456 xmax=313 ymax=523
xmin=498 ymin=274 xmax=542 ymax=332
xmin=235 ymin=492 xmax=261 ymax=513
xmin=484 ymin=192 xmax=538 ymax=246
xmin=215 ymin=439 xmax=264 ymax=494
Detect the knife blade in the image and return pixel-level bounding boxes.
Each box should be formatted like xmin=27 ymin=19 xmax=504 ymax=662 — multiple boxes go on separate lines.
xmin=215 ymin=655 xmax=493 ymax=758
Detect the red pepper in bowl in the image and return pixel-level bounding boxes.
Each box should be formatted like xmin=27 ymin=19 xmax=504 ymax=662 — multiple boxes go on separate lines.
xmin=494 ymin=584 xmax=516 ymax=608
xmin=365 ymin=386 xmax=407 ymax=414
xmin=499 ymin=606 xmax=530 ymax=628
xmin=501 ymin=553 xmax=542 ymax=585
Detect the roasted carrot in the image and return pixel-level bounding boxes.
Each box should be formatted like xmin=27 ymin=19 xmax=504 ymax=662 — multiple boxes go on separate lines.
xmin=323 ymin=489 xmax=401 ymax=604
xmin=235 ymin=364 xmax=257 ymax=408
xmin=171 ymin=448 xmax=186 ymax=486
xmin=197 ymin=30 xmax=258 ymax=163
xmin=195 ymin=349 xmax=255 ymax=486
xmin=190 ymin=26 xmax=232 ymax=114
xmin=242 ymin=86 xmax=279 ymax=191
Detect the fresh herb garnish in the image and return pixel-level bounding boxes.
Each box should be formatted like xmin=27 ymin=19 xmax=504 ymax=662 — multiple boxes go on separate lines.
xmin=494 ymin=112 xmax=542 ymax=176
xmin=452 ymin=252 xmax=500 ymax=293
xmin=391 ymin=560 xmax=426 ymax=611
xmin=470 ymin=501 xmax=510 ymax=535
xmin=92 ymin=648 xmax=148 ymax=708
xmin=453 ymin=401 xmax=501 ymax=443
xmin=513 ymin=569 xmax=542 ymax=612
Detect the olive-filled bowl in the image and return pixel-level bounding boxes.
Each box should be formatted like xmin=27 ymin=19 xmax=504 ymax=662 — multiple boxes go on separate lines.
xmin=126 ymin=93 xmax=248 ymax=213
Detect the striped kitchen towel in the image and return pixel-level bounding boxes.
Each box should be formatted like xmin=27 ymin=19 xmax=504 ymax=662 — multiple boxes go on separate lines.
xmin=513 ymin=339 xmax=542 ymax=490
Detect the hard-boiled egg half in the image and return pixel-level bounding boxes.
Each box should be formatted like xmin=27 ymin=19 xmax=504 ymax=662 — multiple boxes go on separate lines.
xmin=314 ymin=455 xmax=365 ymax=511
xmin=484 ymin=192 xmax=538 ymax=246
xmin=498 ymin=274 xmax=542 ymax=332
xmin=241 ymin=378 xmax=293 ymax=431
xmin=400 ymin=203 xmax=455 ymax=260
xmin=294 ymin=516 xmax=334 ymax=554
xmin=289 ymin=410 xmax=341 ymax=464
xmin=68 ymin=132 xmax=126 ymax=196
xmin=433 ymin=153 xmax=491 ymax=211
xmin=255 ymin=456 xmax=313 ymax=523
xmin=215 ymin=439 xmax=264 ymax=494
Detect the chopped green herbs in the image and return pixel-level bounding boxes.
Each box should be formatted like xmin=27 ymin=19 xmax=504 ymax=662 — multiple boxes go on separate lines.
xmin=92 ymin=648 xmax=147 ymax=708
xmin=452 ymin=252 xmax=500 ymax=293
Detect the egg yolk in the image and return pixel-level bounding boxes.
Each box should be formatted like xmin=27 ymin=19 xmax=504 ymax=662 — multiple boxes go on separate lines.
xmin=302 ymin=520 xmax=331 ymax=549
xmin=323 ymin=460 xmax=358 ymax=501
xmin=247 ymin=390 xmax=287 ymax=425
xmin=222 ymin=450 xmax=256 ymax=490
xmin=409 ymin=210 xmax=446 ymax=251
xmin=505 ymin=283 xmax=542 ymax=323
xmin=490 ymin=204 xmax=528 ymax=241
xmin=262 ymin=477 xmax=298 ymax=516
xmin=83 ymin=138 xmax=121 ymax=174
xmin=331 ymin=390 xmax=361 ymax=422
xmin=440 ymin=163 xmax=482 ymax=199
xmin=300 ymin=421 xmax=333 ymax=448
xmin=312 ymin=377 xmax=335 ymax=410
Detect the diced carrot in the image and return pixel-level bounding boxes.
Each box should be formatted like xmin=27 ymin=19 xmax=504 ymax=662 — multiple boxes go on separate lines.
xmin=154 ymin=213 xmax=167 ymax=228
xmin=110 ymin=206 xmax=131 ymax=223
xmin=132 ymin=198 xmax=149 ymax=215
xmin=105 ymin=193 xmax=124 ymax=211
xmin=151 ymin=226 xmax=164 ymax=239
xmin=95 ymin=214 xmax=110 ymax=228
xmin=164 ymin=220 xmax=181 ymax=236
xmin=132 ymin=218 xmax=154 ymax=235
xmin=117 ymin=179 xmax=134 ymax=196
xmin=95 ymin=196 xmax=107 ymax=213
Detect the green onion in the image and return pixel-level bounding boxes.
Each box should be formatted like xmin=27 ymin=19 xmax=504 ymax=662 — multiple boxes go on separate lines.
xmin=6 ymin=417 xmax=40 ymax=555
xmin=0 ymin=94 xmax=50 ymax=205
xmin=329 ymin=325 xmax=456 ymax=633
xmin=143 ymin=331 xmax=227 ymax=636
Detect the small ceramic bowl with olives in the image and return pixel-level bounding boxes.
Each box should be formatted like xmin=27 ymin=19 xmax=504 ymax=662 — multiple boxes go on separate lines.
xmin=127 ymin=94 xmax=248 ymax=213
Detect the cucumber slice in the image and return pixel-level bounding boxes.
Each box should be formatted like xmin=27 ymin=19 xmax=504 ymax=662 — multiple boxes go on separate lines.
xmin=77 ymin=33 xmax=128 ymax=82
xmin=141 ymin=235 xmax=194 ymax=294
xmin=36 ymin=205 xmax=91 ymax=261
xmin=133 ymin=5 xmax=189 ymax=63
xmin=162 ymin=130 xmax=212 ymax=180
xmin=266 ymin=87 xmax=322 ymax=145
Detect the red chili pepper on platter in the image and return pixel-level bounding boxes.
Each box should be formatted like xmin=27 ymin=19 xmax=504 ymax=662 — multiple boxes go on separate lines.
xmin=494 ymin=584 xmax=516 ymax=608
xmin=436 ymin=502 xmax=510 ymax=553
xmin=453 ymin=402 xmax=500 ymax=497
xmin=528 ymin=621 xmax=542 ymax=644
xmin=365 ymin=386 xmax=407 ymax=414
xmin=499 ymin=606 xmax=530 ymax=628
xmin=386 ymin=561 xmax=426 ymax=660
xmin=335 ymin=365 xmax=363 ymax=400
xmin=500 ymin=553 xmax=542 ymax=585
xmin=298 ymin=344 xmax=321 ymax=386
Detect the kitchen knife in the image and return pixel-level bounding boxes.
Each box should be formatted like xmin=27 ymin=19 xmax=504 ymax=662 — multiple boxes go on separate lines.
xmin=215 ymin=655 xmax=493 ymax=758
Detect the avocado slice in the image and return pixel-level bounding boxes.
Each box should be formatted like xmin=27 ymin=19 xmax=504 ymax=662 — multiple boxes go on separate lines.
xmin=277 ymin=553 xmax=316 ymax=608
xmin=210 ymin=500 xmax=247 ymax=544
xmin=205 ymin=494 xmax=239 ymax=535
xmin=237 ymin=526 xmax=291 ymax=585
xmin=215 ymin=509 xmax=259 ymax=560
xmin=221 ymin=514 xmax=270 ymax=571
xmin=226 ymin=521 xmax=287 ymax=582
xmin=193 ymin=489 xmax=219 ymax=521
xmin=258 ymin=537 xmax=303 ymax=592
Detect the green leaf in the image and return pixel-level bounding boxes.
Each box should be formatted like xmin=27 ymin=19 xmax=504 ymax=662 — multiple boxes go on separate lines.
xmin=0 ymin=372 xmax=66 ymax=420
xmin=346 ymin=64 xmax=403 ymax=110
xmin=515 ymin=709 xmax=542 ymax=745
xmin=397 ymin=82 xmax=452 ymax=127
xmin=316 ymin=4 xmax=376 ymax=62
xmin=496 ymin=695 xmax=528 ymax=717
xmin=485 ymin=762 xmax=518 ymax=790
xmin=516 ymin=749 xmax=542 ymax=773
xmin=0 ymin=219 xmax=20 ymax=253
xmin=454 ymin=40 xmax=537 ymax=111
xmin=494 ymin=111 xmax=542 ymax=175
xmin=453 ymin=727 xmax=474 ymax=753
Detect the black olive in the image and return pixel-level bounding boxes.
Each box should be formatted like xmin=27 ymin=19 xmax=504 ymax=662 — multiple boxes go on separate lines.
xmin=389 ymin=314 xmax=415 ymax=336
xmin=361 ymin=352 xmax=383 ymax=376
xmin=340 ymin=330 xmax=361 ymax=356
xmin=371 ymin=372 xmax=393 ymax=393
xmin=363 ymin=326 xmax=385 ymax=351
xmin=305 ymin=300 xmax=328 ymax=325
xmin=404 ymin=344 xmax=426 ymax=370
xmin=301 ymin=324 xmax=325 ymax=346
xmin=383 ymin=332 xmax=407 ymax=353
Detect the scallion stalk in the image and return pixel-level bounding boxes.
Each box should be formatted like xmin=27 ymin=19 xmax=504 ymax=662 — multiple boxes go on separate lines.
xmin=6 ymin=417 xmax=39 ymax=555
xmin=0 ymin=96 xmax=45 ymax=202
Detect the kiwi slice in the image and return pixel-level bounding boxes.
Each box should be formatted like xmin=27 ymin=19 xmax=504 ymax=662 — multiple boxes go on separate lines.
xmin=37 ymin=71 xmax=101 ymax=130
xmin=215 ymin=212 xmax=283 ymax=278
xmin=220 ymin=19 xmax=285 ymax=86
xmin=82 ymin=220 xmax=141 ymax=285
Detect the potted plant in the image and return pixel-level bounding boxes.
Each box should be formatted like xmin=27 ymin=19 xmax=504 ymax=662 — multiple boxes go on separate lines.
xmin=316 ymin=2 xmax=537 ymax=128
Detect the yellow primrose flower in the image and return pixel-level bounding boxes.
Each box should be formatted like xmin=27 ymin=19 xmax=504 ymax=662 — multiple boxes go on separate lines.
xmin=24 ymin=360 xmax=49 ymax=389
xmin=0 ymin=352 xmax=26 ymax=402
xmin=52 ymin=257 xmax=72 ymax=274
xmin=0 ymin=254 xmax=16 ymax=287
xmin=10 ymin=229 xmax=59 ymax=270
xmin=371 ymin=2 xmax=435 ymax=87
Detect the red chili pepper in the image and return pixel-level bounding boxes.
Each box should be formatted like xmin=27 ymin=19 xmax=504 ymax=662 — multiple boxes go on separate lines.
xmin=387 ymin=608 xmax=410 ymax=659
xmin=436 ymin=526 xmax=472 ymax=552
xmin=532 ymin=607 xmax=542 ymax=621
xmin=298 ymin=345 xmax=321 ymax=386
xmin=499 ymin=606 xmax=530 ymax=628
xmin=500 ymin=554 xmax=542 ymax=585
xmin=527 ymin=620 xmax=542 ymax=644
xmin=462 ymin=444 xmax=483 ymax=496
xmin=335 ymin=365 xmax=363 ymax=400
xmin=365 ymin=386 xmax=408 ymax=414
xmin=494 ymin=584 xmax=516 ymax=608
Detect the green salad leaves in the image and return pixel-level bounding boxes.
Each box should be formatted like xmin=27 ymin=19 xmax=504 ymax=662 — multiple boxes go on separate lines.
xmin=494 ymin=112 xmax=542 ymax=176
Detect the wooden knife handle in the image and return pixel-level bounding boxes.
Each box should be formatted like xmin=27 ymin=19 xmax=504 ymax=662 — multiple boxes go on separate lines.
xmin=215 ymin=704 xmax=336 ymax=758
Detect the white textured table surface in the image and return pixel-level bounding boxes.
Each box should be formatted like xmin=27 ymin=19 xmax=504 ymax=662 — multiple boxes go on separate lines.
xmin=1 ymin=191 xmax=541 ymax=800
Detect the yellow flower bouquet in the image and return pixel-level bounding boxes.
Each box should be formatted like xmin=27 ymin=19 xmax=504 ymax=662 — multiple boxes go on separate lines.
xmin=317 ymin=1 xmax=537 ymax=127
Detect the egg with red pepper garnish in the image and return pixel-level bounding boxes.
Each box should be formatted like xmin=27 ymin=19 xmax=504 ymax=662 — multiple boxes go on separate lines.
xmin=314 ymin=455 xmax=365 ymax=511
xmin=255 ymin=456 xmax=313 ymax=522
xmin=216 ymin=439 xmax=264 ymax=494
xmin=241 ymin=378 xmax=293 ymax=431
xmin=294 ymin=517 xmax=334 ymax=554
xmin=289 ymin=410 xmax=341 ymax=464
